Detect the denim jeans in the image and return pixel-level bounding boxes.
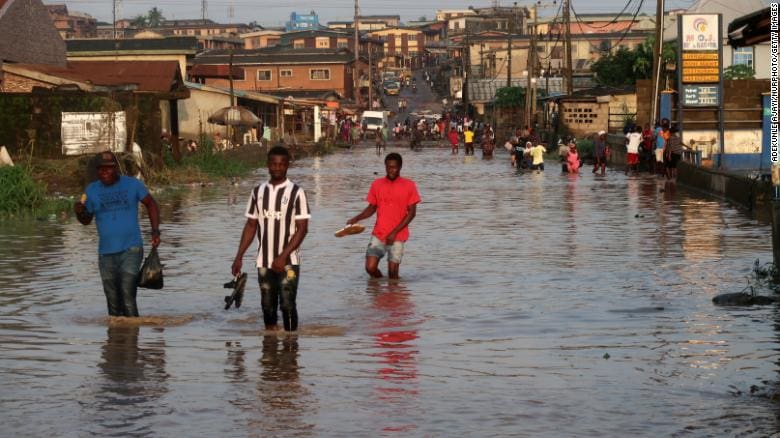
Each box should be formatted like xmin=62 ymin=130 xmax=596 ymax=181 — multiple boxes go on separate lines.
xmin=98 ymin=246 xmax=143 ymax=317
xmin=258 ymin=265 xmax=300 ymax=331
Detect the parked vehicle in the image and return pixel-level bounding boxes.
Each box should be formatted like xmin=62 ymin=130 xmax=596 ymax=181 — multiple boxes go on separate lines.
xmin=361 ymin=110 xmax=388 ymax=137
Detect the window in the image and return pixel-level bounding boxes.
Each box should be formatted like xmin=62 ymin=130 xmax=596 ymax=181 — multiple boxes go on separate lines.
xmin=293 ymin=39 xmax=305 ymax=49
xmin=336 ymin=38 xmax=349 ymax=48
xmin=280 ymin=69 xmax=293 ymax=78
xmin=257 ymin=70 xmax=272 ymax=81
xmin=733 ymin=47 xmax=753 ymax=68
xmin=310 ymin=68 xmax=330 ymax=80
xmin=316 ymin=37 xmax=330 ymax=48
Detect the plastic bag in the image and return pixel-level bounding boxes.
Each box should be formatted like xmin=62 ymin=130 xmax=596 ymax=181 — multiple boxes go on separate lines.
xmin=137 ymin=247 xmax=164 ymax=289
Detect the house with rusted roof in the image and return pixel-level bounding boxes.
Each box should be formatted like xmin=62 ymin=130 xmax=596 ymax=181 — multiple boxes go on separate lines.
xmin=0 ymin=0 xmax=66 ymax=66
xmin=65 ymin=37 xmax=199 ymax=76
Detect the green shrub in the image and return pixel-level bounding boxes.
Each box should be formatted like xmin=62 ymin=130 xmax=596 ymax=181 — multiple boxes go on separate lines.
xmin=576 ymin=138 xmax=595 ymax=157
xmin=0 ymin=166 xmax=47 ymax=214
xmin=179 ymin=143 xmax=251 ymax=178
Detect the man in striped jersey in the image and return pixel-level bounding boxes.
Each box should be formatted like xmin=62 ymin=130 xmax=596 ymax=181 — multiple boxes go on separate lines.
xmin=232 ymin=146 xmax=311 ymax=332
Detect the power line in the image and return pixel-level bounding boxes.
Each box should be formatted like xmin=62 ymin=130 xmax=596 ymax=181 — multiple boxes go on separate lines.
xmin=569 ymin=0 xmax=638 ymax=30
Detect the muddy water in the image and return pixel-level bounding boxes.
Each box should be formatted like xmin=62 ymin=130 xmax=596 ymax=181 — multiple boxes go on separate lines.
xmin=1 ymin=147 xmax=779 ymax=436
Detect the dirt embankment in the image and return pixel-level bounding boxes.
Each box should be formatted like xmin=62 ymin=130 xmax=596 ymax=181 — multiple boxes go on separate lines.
xmin=27 ymin=141 xmax=333 ymax=196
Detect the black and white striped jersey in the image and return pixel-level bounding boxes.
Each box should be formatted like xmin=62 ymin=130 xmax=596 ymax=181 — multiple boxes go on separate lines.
xmin=244 ymin=179 xmax=311 ymax=268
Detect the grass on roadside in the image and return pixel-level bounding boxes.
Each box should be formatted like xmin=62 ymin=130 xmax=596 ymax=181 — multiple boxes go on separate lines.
xmin=0 ymin=165 xmax=56 ymax=216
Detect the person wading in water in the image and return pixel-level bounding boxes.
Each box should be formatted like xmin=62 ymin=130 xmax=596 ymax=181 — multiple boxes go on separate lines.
xmin=346 ymin=153 xmax=421 ymax=279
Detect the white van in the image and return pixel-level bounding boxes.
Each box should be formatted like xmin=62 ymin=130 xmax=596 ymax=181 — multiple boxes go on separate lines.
xmin=361 ymin=110 xmax=388 ymax=137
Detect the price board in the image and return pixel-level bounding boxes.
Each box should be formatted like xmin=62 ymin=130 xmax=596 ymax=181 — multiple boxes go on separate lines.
xmin=681 ymin=51 xmax=720 ymax=84
xmin=682 ymin=85 xmax=720 ymax=106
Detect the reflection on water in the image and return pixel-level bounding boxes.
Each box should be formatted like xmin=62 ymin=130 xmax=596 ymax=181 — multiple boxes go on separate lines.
xmin=1 ymin=147 xmax=780 ymax=436
xmin=366 ymin=280 xmax=420 ymax=434
xmin=82 ymin=326 xmax=169 ymax=436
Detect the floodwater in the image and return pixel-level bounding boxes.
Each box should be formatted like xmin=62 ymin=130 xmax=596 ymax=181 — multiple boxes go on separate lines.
xmin=1 ymin=147 xmax=779 ymax=437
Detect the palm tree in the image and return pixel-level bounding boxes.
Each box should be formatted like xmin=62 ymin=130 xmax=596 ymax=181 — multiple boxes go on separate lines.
xmin=147 ymin=7 xmax=165 ymax=27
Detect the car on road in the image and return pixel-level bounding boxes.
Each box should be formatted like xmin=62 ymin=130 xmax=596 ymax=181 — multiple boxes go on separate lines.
xmin=383 ymin=81 xmax=400 ymax=96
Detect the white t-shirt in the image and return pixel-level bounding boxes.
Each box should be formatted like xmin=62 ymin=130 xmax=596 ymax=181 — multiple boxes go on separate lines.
xmin=626 ymin=132 xmax=642 ymax=154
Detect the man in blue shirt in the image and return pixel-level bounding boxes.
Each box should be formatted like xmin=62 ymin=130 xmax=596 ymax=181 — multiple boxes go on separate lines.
xmin=74 ymin=151 xmax=160 ymax=317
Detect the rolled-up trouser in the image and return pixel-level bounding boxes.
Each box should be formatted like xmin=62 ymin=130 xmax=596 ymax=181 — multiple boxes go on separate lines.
xmin=98 ymin=246 xmax=143 ymax=317
xmin=258 ymin=265 xmax=300 ymax=331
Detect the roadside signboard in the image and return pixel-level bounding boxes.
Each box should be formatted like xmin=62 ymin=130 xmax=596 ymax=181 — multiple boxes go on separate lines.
xmin=682 ymin=85 xmax=720 ymax=106
xmin=677 ymin=13 xmax=725 ymax=167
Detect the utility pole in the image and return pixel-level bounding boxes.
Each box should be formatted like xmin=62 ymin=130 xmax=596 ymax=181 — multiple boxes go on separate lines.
xmin=563 ymin=0 xmax=573 ymax=95
xmin=650 ymin=0 xmax=666 ymax=126
xmin=112 ymin=0 xmax=117 ymax=39
xmin=507 ymin=2 xmax=516 ymax=87
xmin=368 ymin=46 xmax=373 ymax=107
xmin=463 ymin=32 xmax=470 ymax=116
xmin=530 ymin=4 xmax=538 ymax=127
xmin=201 ymin=0 xmax=207 ymax=23
xmin=354 ymin=0 xmax=361 ymax=106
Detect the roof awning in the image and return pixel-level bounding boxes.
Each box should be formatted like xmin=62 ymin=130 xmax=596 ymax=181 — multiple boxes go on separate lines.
xmin=728 ymin=6 xmax=771 ymax=48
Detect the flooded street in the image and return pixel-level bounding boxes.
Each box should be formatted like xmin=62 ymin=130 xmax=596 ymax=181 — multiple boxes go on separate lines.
xmin=2 ymin=146 xmax=779 ymax=436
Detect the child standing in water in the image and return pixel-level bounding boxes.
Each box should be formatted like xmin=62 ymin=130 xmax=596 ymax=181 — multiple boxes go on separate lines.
xmin=448 ymin=129 xmax=459 ymax=154
xmin=567 ymin=143 xmax=581 ymax=173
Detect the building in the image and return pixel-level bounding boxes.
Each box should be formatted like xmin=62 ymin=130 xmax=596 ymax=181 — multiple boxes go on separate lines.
xmin=241 ymin=29 xmax=284 ymax=49
xmin=555 ymin=86 xmax=637 ymax=136
xmin=436 ymin=9 xmax=477 ymax=22
xmin=65 ymin=37 xmax=199 ymax=77
xmin=368 ymin=27 xmax=425 ymax=68
xmin=286 ymin=11 xmax=321 ymax=32
xmin=0 ymin=0 xmax=66 ymax=66
xmin=45 ymin=4 xmax=97 ymax=39
xmin=447 ymin=6 xmax=528 ymax=36
xmin=279 ymin=29 xmax=354 ymax=50
xmin=327 ymin=15 xmax=401 ymax=31
xmin=190 ymin=47 xmax=365 ymax=100
xmin=664 ymin=0 xmax=770 ymax=79
xmin=149 ymin=19 xmax=252 ymax=38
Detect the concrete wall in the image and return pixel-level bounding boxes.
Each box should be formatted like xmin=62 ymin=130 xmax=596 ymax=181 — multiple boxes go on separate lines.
xmin=177 ymin=88 xmax=230 ymax=139
xmin=677 ymin=161 xmax=773 ymax=216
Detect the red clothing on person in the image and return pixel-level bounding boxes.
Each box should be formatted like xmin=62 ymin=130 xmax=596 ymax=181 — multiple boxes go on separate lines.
xmin=627 ymin=153 xmax=639 ymax=165
xmin=367 ymin=176 xmax=421 ymax=242
xmin=448 ymin=130 xmax=459 ymax=146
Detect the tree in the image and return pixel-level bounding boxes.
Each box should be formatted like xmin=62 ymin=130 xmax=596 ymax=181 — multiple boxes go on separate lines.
xmin=590 ymin=36 xmax=677 ymax=87
xmin=494 ymin=86 xmax=526 ymax=108
xmin=418 ymin=16 xmax=428 ymax=22
xmin=723 ymin=64 xmax=755 ymax=80
xmin=147 ymin=7 xmax=165 ymax=27
xmin=591 ymin=47 xmax=638 ymax=87
xmin=130 ymin=14 xmax=147 ymax=28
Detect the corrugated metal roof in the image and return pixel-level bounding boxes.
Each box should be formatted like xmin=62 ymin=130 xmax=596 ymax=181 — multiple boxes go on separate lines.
xmin=11 ymin=60 xmax=183 ymax=92
xmin=66 ymin=37 xmax=199 ymax=54
xmin=194 ymin=48 xmax=355 ymax=65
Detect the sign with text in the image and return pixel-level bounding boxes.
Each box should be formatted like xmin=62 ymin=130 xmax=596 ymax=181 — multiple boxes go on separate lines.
xmin=681 ymin=14 xmax=719 ymax=51
xmin=681 ymin=51 xmax=720 ymax=83
xmin=682 ymin=85 xmax=720 ymax=106
xmin=680 ymin=14 xmax=721 ymax=84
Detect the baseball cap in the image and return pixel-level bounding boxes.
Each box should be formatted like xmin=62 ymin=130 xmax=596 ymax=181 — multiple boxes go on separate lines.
xmin=96 ymin=151 xmax=118 ymax=168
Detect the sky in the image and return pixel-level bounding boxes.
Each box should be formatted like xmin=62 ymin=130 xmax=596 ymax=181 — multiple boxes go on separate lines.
xmin=52 ymin=0 xmax=705 ymax=27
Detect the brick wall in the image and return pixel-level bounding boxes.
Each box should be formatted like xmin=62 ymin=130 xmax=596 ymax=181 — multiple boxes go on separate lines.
xmin=0 ymin=0 xmax=67 ymax=66
xmin=636 ymin=78 xmax=768 ymax=129
xmin=1 ymin=73 xmax=53 ymax=93
xmin=205 ymin=63 xmax=353 ymax=98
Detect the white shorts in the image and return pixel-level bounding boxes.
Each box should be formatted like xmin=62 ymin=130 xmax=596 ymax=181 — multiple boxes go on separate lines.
xmin=655 ymin=149 xmax=664 ymax=162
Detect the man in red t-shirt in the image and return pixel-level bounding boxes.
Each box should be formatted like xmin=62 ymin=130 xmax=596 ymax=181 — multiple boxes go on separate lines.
xmin=347 ymin=153 xmax=421 ymax=279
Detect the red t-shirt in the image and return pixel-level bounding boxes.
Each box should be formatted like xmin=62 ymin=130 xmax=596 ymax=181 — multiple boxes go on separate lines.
xmin=367 ymin=176 xmax=421 ymax=242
